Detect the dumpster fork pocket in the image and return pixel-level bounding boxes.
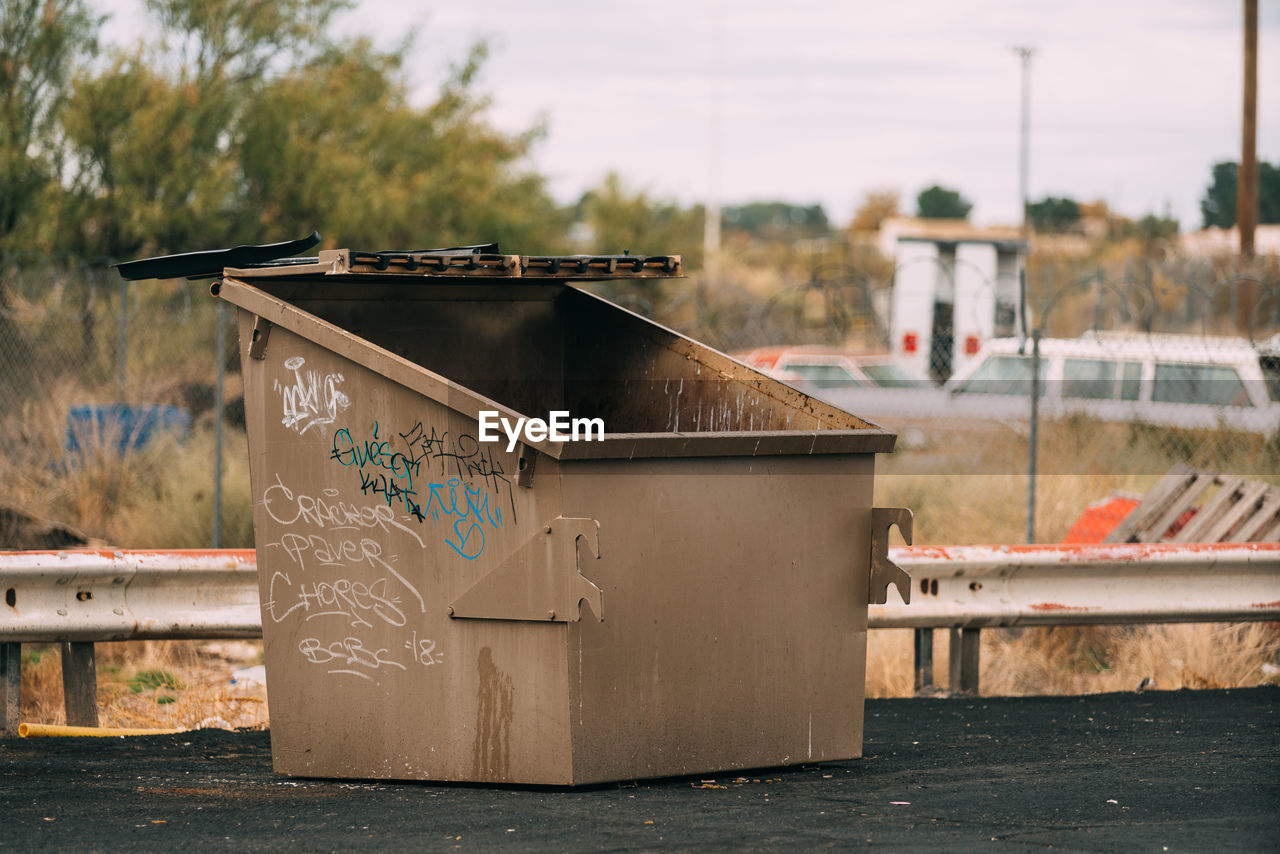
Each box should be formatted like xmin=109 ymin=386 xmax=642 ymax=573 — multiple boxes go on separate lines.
xmin=870 ymin=507 xmax=913 ymax=605
xmin=449 ymin=517 xmax=604 ymax=622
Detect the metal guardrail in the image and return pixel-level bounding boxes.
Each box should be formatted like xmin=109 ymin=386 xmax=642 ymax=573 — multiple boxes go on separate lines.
xmin=2 ymin=544 xmax=1278 ymax=733
xmin=0 ymin=549 xmax=259 ymax=733
xmin=878 ymin=541 xmax=1280 ymax=695
xmin=874 ymin=541 xmax=1280 ymax=628
xmin=0 ymin=549 xmax=260 ymax=643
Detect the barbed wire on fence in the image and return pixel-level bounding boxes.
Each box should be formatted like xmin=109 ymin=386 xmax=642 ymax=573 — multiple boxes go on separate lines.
xmin=689 ymin=254 xmax=1280 ymax=355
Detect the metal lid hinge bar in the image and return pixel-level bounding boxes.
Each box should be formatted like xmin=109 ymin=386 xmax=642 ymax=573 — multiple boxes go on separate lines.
xmin=516 ymin=443 xmax=537 ymax=489
xmin=248 ymin=315 xmax=273 ymax=360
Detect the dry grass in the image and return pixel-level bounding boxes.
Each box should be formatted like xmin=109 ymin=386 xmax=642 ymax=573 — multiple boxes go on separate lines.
xmin=20 ymin=623 xmax=1275 ymax=730
xmin=19 ymin=640 xmax=267 ymax=732
xmin=864 ymin=624 xmax=1280 ymax=699
xmin=981 ymin=623 xmax=1280 ymax=696
xmin=874 ymin=471 xmax=1156 ymax=545
xmin=0 ymin=382 xmax=256 ymax=549
xmin=6 ymin=384 xmax=265 ymax=731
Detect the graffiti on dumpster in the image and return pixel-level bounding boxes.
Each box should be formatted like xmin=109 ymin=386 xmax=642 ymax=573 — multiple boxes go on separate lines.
xmin=259 ymin=373 xmax=520 ymax=686
xmin=329 ymin=420 xmax=510 ymax=561
xmin=398 ymin=421 xmax=514 ymax=512
xmin=259 ymin=475 xmax=427 ymax=549
xmin=273 ymin=355 xmax=351 ymax=436
xmin=274 ymin=532 xmax=397 ymax=574
xmin=297 ymin=637 xmax=407 ymax=682
xmin=294 ymin=632 xmax=444 ymax=683
xmin=260 ymin=472 xmax=443 ymax=687
xmin=260 ymin=474 xmax=426 ymax=614
xmin=266 ymin=570 xmax=408 ymax=628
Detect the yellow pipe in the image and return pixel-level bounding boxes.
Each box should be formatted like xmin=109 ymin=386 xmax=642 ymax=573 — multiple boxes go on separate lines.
xmin=19 ymin=722 xmax=186 ymax=738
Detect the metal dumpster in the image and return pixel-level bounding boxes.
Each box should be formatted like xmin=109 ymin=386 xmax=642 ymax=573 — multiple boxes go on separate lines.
xmin=213 ymin=246 xmax=911 ymax=785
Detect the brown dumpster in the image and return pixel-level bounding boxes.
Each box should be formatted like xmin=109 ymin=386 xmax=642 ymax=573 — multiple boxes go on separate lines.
xmin=214 ymin=247 xmax=912 ymax=785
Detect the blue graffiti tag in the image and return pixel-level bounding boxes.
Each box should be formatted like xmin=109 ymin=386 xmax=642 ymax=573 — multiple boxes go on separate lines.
xmin=330 ymin=421 xmax=504 ymax=558
xmin=423 ymin=477 xmax=504 ymax=560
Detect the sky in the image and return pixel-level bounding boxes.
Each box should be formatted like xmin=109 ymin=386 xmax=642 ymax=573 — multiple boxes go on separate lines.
xmin=96 ymin=0 xmax=1278 ymax=230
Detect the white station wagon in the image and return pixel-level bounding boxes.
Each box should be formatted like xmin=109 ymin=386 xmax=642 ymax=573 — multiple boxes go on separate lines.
xmin=733 ymin=346 xmax=926 ymax=389
xmin=944 ymin=333 xmax=1280 ymax=436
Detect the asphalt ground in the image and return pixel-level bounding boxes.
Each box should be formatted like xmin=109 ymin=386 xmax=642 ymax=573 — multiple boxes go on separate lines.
xmin=2 ymin=686 xmax=1277 ymax=852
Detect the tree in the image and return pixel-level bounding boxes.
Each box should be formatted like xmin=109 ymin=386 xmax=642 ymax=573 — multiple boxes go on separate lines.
xmin=54 ymin=0 xmax=561 ymax=258
xmin=1200 ymin=159 xmax=1280 ymax=229
xmin=238 ymin=40 xmax=565 ymax=251
xmin=144 ymin=0 xmax=350 ymax=85
xmin=62 ymin=55 xmax=240 ymax=258
xmin=569 ymin=172 xmax=701 ymax=315
xmin=849 ymin=189 xmax=899 ymax=232
xmin=573 ymin=173 xmax=701 ymax=262
xmin=1261 ymin=162 xmax=1280 ymax=225
xmin=915 ymin=184 xmax=971 ymax=220
xmin=1200 ymin=161 xmax=1238 ymax=229
xmin=59 ymin=0 xmax=348 ymax=258
xmin=0 ymin=0 xmax=99 ymax=244
xmin=721 ymin=202 xmax=829 ymax=240
xmin=1027 ymin=196 xmax=1081 ymax=233
xmin=1133 ymin=212 xmax=1179 ymax=254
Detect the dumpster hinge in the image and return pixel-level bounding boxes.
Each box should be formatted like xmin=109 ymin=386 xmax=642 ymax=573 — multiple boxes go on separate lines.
xmin=449 ymin=517 xmax=603 ymax=622
xmin=516 ymin=443 xmax=536 ymax=488
xmin=869 ymin=507 xmax=913 ymax=605
xmin=248 ymin=315 xmax=273 ymax=360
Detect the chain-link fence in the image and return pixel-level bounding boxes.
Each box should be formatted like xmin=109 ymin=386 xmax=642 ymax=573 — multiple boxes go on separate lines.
xmin=0 ymin=253 xmax=247 ymax=550
xmin=682 ymin=245 xmax=1280 ymax=540
xmin=2 ymin=248 xmax=1278 ymax=548
xmin=683 ymin=246 xmax=1278 ymax=693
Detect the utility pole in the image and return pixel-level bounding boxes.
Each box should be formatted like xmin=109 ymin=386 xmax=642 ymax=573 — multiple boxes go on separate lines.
xmin=1013 ymin=45 xmax=1037 ymax=544
xmin=1238 ymin=0 xmax=1258 ymax=260
xmin=1236 ymin=0 xmax=1258 ymax=334
xmin=1013 ymin=46 xmax=1035 ymax=236
xmin=700 ymin=6 xmax=724 ymax=328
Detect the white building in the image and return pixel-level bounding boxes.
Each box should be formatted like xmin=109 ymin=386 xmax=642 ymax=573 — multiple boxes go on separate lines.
xmin=880 ymin=219 xmax=1027 ymax=383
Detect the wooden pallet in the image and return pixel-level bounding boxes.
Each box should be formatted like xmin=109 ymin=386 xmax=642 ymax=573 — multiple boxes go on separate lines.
xmin=1104 ymin=465 xmax=1280 ymax=544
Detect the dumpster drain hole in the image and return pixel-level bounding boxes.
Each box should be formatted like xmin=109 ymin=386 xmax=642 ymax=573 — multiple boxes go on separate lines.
xmin=5 ymin=588 xmax=14 ymax=608
xmin=930 ymin=579 xmax=938 ymax=596
xmin=969 ymin=582 xmax=982 ymax=592
xmin=920 ymin=579 xmax=929 ymax=595
xmin=76 ymin=590 xmax=93 ymax=602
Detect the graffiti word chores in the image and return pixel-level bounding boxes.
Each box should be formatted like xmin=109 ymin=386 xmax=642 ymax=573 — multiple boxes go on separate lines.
xmin=266 ymin=571 xmax=407 ymax=629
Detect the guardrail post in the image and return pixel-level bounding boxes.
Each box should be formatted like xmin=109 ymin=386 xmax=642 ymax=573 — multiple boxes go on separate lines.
xmin=913 ymin=628 xmax=934 ymax=693
xmin=949 ymin=628 xmax=982 ymax=695
xmin=1 ymin=643 xmax=19 ymax=736
xmin=60 ymin=642 xmax=98 ymax=727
